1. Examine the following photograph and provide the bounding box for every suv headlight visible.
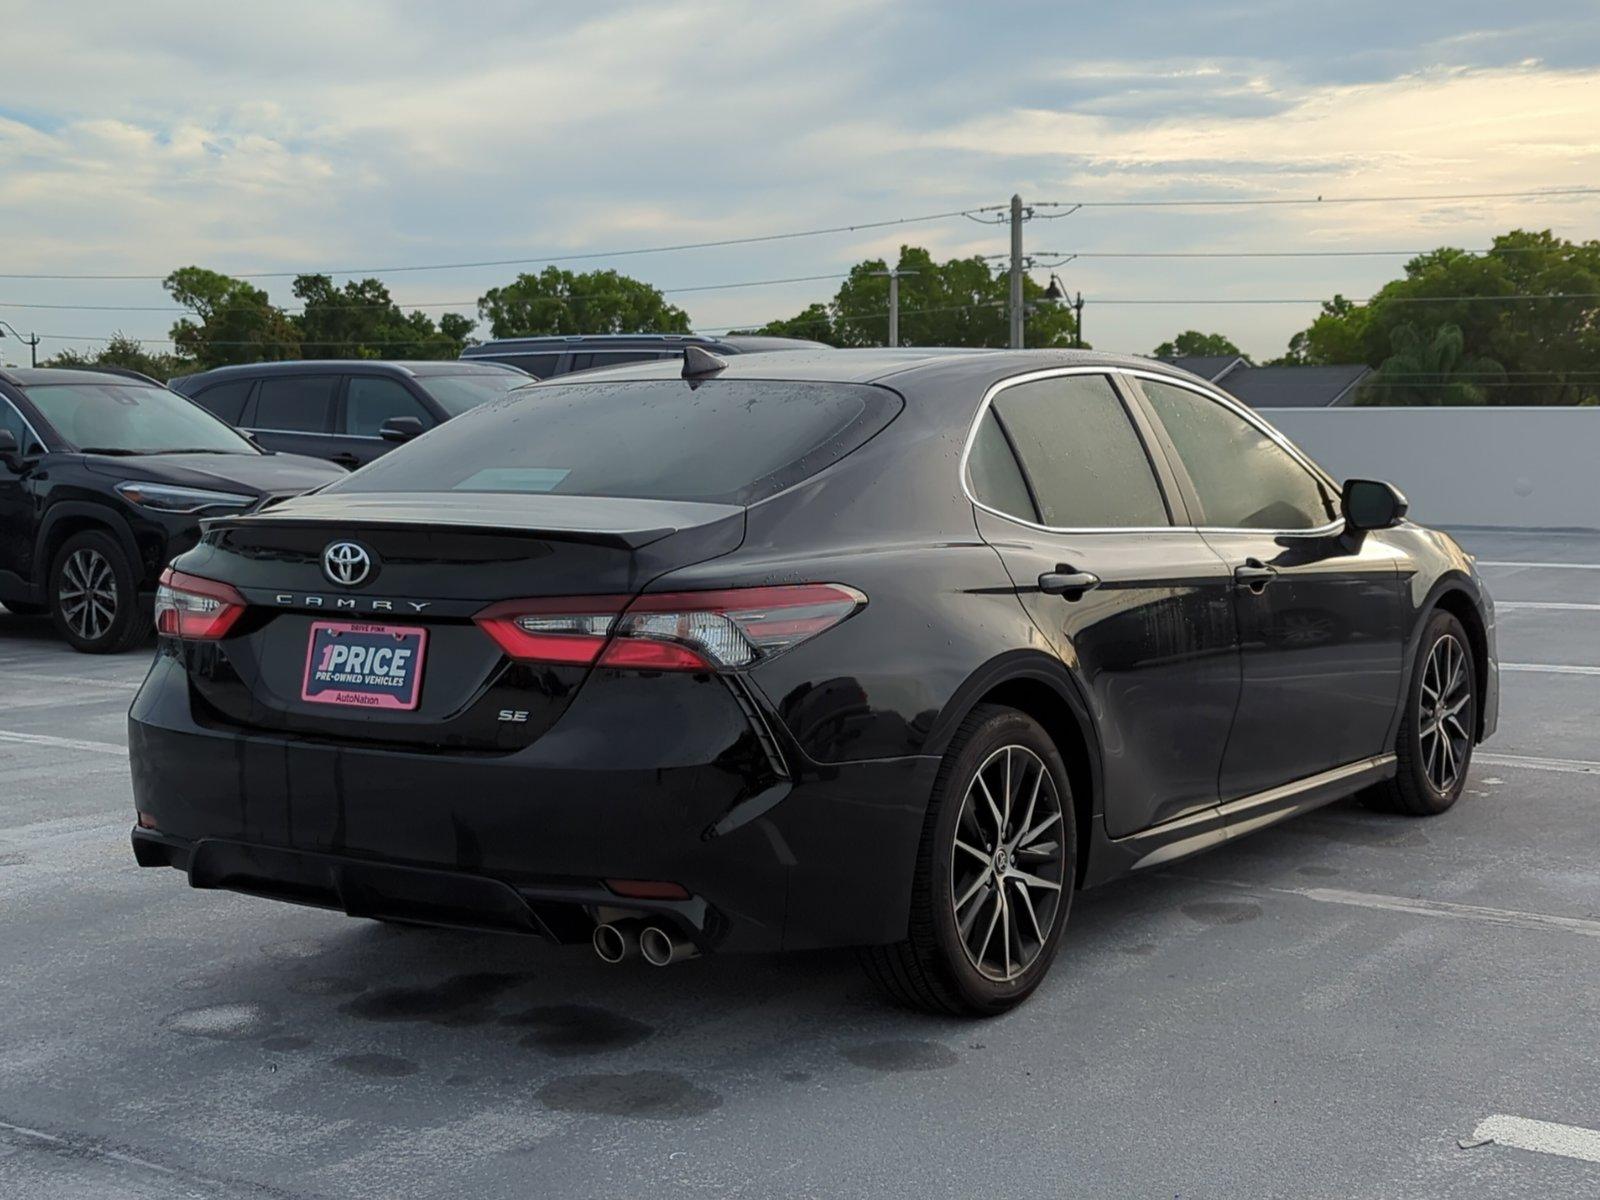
[115,481,255,514]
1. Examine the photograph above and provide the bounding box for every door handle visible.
[1233,558,1278,593]
[330,452,362,469]
[1038,567,1101,600]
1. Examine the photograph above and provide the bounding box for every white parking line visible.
[1501,662,1600,676]
[2,671,141,690]
[1194,879,1600,940]
[0,730,128,756]
[1470,1114,1600,1165]
[1477,560,1600,570]
[1496,601,1600,612]
[1478,752,1600,776]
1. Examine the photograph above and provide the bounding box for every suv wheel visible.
[860,704,1075,1016]
[1370,610,1477,815]
[49,531,146,654]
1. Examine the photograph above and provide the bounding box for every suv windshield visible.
[25,383,255,455]
[331,379,901,505]
[416,372,533,416]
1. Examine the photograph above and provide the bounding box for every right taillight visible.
[154,568,247,640]
[474,584,865,671]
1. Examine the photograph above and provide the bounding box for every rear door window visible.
[988,374,1170,528]
[489,353,561,377]
[343,377,432,437]
[330,379,902,506]
[253,376,337,433]
[192,379,253,425]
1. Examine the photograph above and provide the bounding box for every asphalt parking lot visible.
[2,528,1597,1199]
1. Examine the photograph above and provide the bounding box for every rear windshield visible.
[416,372,533,416]
[329,379,901,505]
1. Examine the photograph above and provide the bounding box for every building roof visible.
[1154,354,1247,382]
[1222,363,1372,408]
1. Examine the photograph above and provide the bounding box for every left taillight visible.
[474,584,866,671]
[154,568,247,640]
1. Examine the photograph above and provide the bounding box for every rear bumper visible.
[128,657,938,953]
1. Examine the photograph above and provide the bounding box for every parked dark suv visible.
[170,360,531,469]
[460,332,827,378]
[0,367,346,652]
[128,348,1497,1013]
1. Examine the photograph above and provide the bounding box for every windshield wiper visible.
[145,448,248,455]
[75,447,146,456]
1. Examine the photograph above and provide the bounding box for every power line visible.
[1033,186,1600,209]
[0,209,1001,283]
[989,246,1576,260]
[0,271,858,315]
[5,185,1594,283]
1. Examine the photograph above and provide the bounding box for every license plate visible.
[301,621,427,711]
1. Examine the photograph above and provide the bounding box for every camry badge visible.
[322,541,374,587]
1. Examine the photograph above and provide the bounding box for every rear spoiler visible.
[205,491,744,551]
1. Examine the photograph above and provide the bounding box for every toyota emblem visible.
[322,541,374,587]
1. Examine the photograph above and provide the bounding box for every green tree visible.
[743,245,1079,348]
[1359,322,1504,406]
[738,302,837,343]
[478,268,691,338]
[1277,232,1600,403]
[1152,331,1242,358]
[44,332,184,381]
[165,267,300,369]
[292,275,471,359]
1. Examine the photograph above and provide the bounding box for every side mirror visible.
[1342,478,1408,531]
[378,416,425,444]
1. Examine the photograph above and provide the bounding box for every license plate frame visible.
[300,620,428,711]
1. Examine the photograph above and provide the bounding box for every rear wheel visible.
[49,531,146,654]
[1370,610,1476,815]
[860,704,1075,1016]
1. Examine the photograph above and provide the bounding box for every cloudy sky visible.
[1,0,1597,361]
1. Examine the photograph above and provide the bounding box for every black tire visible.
[860,704,1076,1016]
[1,600,46,616]
[1369,610,1476,816]
[48,530,147,654]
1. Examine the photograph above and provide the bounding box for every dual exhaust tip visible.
[592,918,698,967]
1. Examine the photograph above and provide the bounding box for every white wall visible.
[1258,407,1600,531]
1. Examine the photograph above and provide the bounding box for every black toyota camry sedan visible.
[128,348,1498,1014]
[0,367,347,653]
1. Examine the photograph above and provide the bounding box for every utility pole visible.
[870,267,918,347]
[888,270,900,348]
[1073,292,1085,349]
[1008,194,1025,348]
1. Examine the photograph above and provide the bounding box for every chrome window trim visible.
[958,365,1182,536]
[958,364,1345,539]
[0,395,50,455]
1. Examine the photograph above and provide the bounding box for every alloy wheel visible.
[58,548,118,643]
[1419,633,1472,794]
[950,744,1067,983]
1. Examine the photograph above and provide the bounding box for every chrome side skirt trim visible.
[1120,753,1398,872]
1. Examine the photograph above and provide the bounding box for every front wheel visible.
[1370,610,1477,815]
[49,531,147,654]
[860,704,1076,1016]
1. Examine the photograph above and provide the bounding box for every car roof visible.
[0,366,167,388]
[174,360,530,385]
[462,332,829,355]
[523,346,1207,388]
